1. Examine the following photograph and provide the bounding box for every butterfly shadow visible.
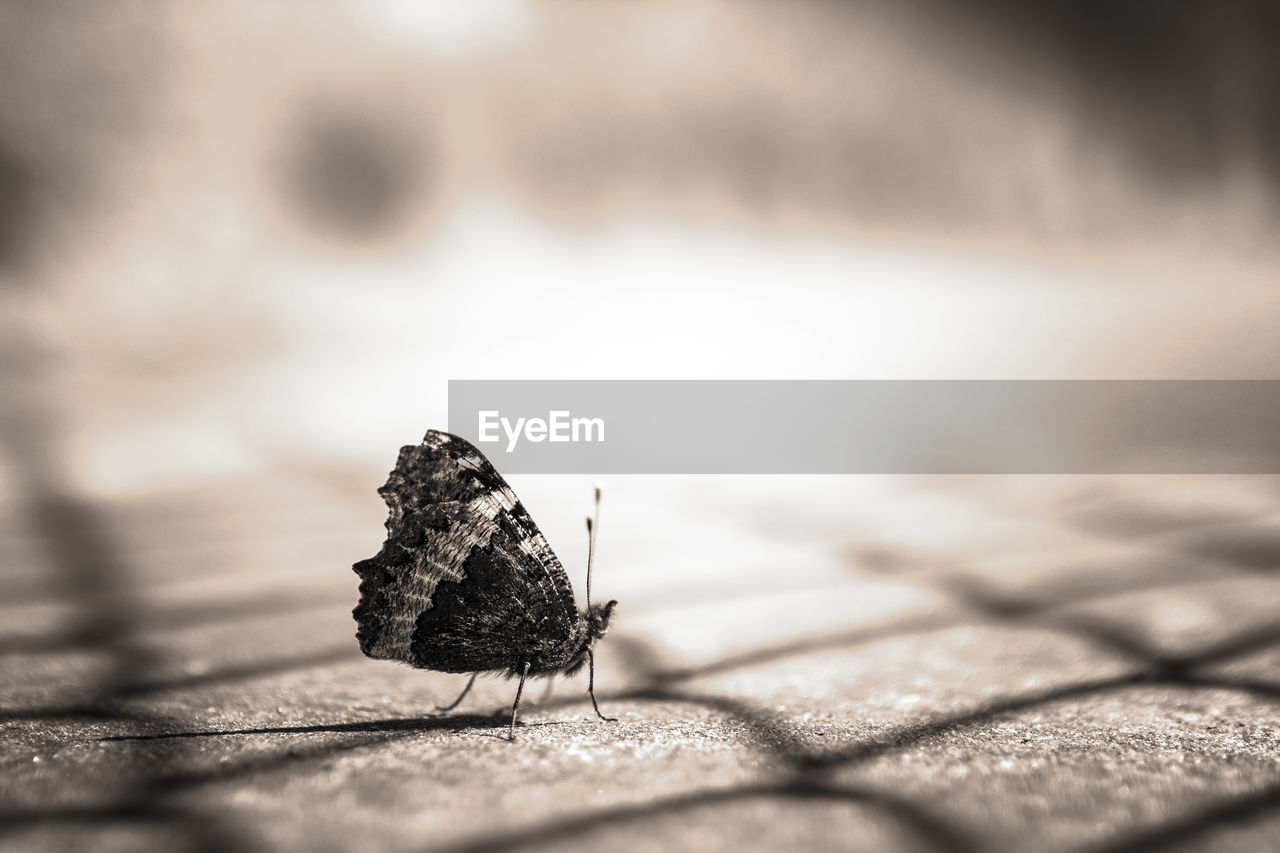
[98,712,516,742]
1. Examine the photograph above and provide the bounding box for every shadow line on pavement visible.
[428,780,984,853]
[98,713,505,741]
[1084,779,1280,853]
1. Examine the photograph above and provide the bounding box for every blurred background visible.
[3,2,1280,851]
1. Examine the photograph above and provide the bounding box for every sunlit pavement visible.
[3,473,1278,852]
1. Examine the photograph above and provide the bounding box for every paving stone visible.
[3,474,1280,852]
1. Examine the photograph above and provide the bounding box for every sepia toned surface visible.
[2,1,1279,851]
[3,475,1280,852]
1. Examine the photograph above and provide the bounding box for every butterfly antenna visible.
[585,484,601,605]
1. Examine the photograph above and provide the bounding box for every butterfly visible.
[352,429,616,739]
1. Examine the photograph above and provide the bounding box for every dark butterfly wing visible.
[410,524,581,674]
[353,430,579,671]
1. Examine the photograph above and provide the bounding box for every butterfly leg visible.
[538,678,556,704]
[435,672,478,712]
[588,649,616,723]
[508,662,531,740]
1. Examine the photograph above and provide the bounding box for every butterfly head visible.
[586,599,618,641]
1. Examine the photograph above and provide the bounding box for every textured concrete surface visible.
[2,474,1279,852]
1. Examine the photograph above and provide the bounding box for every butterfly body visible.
[352,430,615,734]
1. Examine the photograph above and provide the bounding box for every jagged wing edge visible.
[352,430,577,664]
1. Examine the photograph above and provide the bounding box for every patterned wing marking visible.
[353,500,500,662]
[433,432,578,623]
[410,524,581,674]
